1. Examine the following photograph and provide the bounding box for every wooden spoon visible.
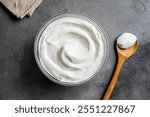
[103,40,139,100]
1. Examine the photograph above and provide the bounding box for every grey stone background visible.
[0,0,150,100]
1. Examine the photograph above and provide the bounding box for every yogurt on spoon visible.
[117,33,137,49]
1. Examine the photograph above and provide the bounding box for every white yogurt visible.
[117,33,137,49]
[38,16,104,82]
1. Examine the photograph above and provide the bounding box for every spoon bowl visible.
[117,40,139,58]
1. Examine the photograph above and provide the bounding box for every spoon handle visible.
[103,55,126,100]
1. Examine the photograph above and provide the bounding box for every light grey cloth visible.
[0,0,42,18]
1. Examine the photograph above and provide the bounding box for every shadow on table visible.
[0,3,20,21]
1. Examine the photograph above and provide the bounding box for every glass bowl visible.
[34,13,109,86]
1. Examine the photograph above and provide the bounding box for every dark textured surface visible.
[0,0,150,100]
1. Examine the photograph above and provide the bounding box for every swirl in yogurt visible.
[39,16,104,82]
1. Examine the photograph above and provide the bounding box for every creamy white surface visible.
[117,33,137,49]
[38,16,104,82]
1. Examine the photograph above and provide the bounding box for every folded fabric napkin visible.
[0,0,42,18]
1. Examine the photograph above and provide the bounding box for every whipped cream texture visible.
[38,16,104,82]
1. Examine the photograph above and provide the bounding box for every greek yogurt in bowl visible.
[34,13,109,86]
